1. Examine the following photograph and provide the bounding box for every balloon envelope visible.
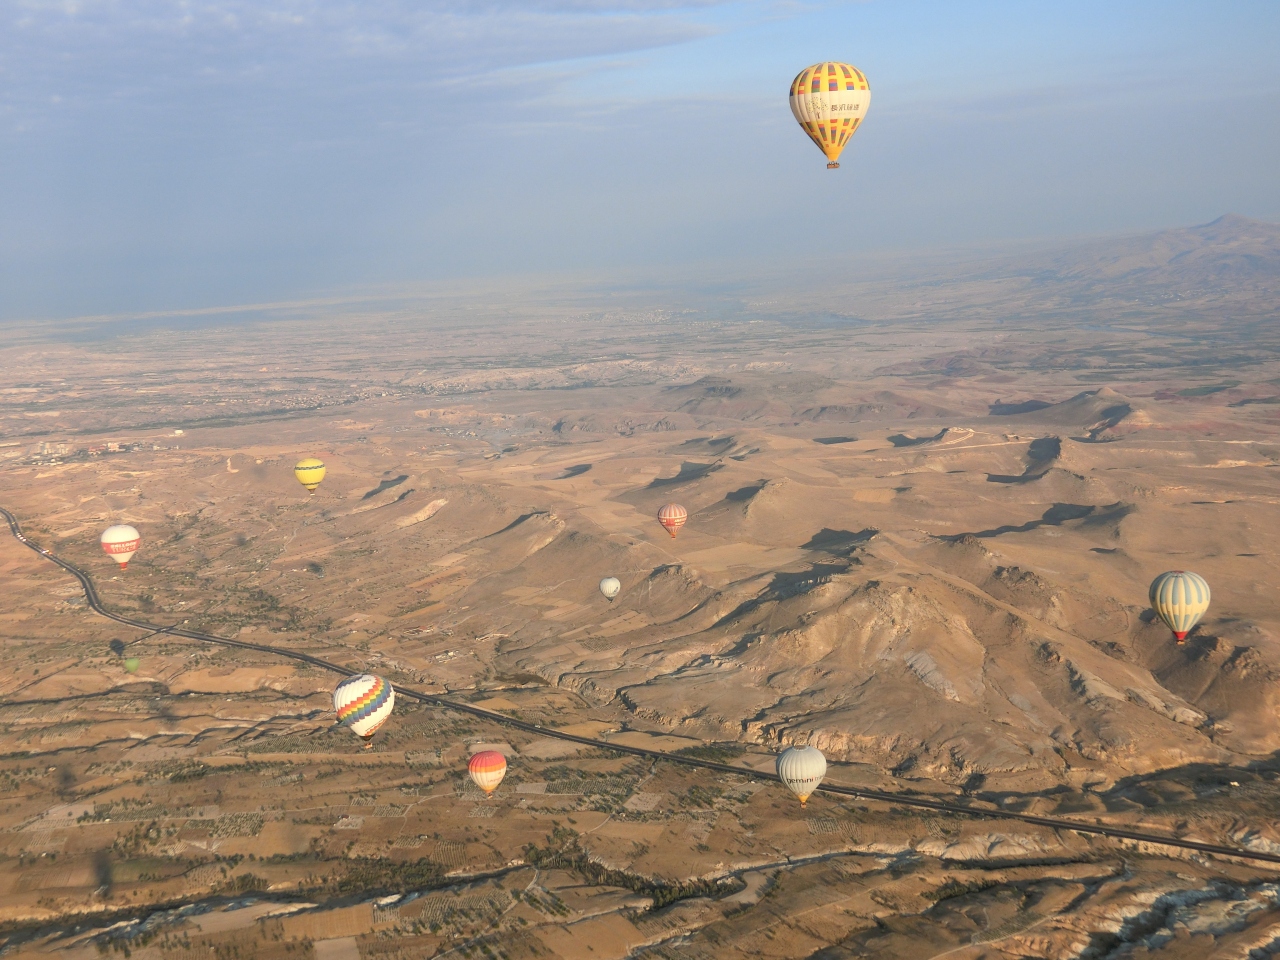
[657,503,688,538]
[468,750,508,795]
[1149,571,1210,641]
[101,525,141,569]
[777,745,827,805]
[294,458,326,493]
[599,577,621,601]
[789,62,871,168]
[333,674,394,745]
[123,658,141,674]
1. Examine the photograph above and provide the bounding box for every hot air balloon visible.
[657,503,687,538]
[468,750,507,796]
[333,674,395,749]
[1149,571,1211,642]
[777,745,827,807]
[789,62,871,169]
[123,658,141,674]
[294,458,326,493]
[599,577,621,602]
[101,525,141,570]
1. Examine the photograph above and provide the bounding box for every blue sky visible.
[2,0,1278,320]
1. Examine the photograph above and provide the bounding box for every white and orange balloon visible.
[101,525,141,570]
[789,62,871,169]
[468,750,508,796]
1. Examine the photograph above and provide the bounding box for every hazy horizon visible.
[3,0,1278,321]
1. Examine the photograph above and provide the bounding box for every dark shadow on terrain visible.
[1100,755,1280,808]
[1230,396,1280,407]
[802,528,878,556]
[5,683,174,706]
[665,376,741,398]
[647,461,723,488]
[887,429,947,447]
[1178,381,1239,397]
[953,755,1280,829]
[362,475,408,499]
[989,399,1054,415]
[943,502,1133,540]
[715,562,850,626]
[724,482,766,502]
[679,436,734,451]
[485,512,552,537]
[556,464,592,479]
[987,437,1062,484]
[93,851,114,895]
[813,436,857,445]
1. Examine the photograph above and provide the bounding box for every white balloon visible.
[599,577,621,601]
[777,745,827,805]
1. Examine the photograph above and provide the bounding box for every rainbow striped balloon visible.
[468,750,508,795]
[333,674,395,746]
[1149,571,1211,641]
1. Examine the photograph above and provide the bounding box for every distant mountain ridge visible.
[1017,213,1280,292]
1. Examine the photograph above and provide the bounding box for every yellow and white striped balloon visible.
[1149,571,1210,641]
[789,62,871,169]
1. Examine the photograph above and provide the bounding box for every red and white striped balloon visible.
[657,503,687,538]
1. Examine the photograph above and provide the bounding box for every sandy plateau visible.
[3,216,1280,958]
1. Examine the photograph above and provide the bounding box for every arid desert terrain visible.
[3,214,1280,958]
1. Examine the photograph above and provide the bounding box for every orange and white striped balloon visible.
[657,503,687,538]
[468,750,507,795]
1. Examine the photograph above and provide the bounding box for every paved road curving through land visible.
[4,504,1280,868]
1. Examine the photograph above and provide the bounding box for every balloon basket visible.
[826,162,840,170]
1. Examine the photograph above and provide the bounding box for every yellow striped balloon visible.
[294,457,326,493]
[1149,571,1210,642]
[789,62,871,169]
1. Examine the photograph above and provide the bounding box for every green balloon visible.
[124,658,141,674]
